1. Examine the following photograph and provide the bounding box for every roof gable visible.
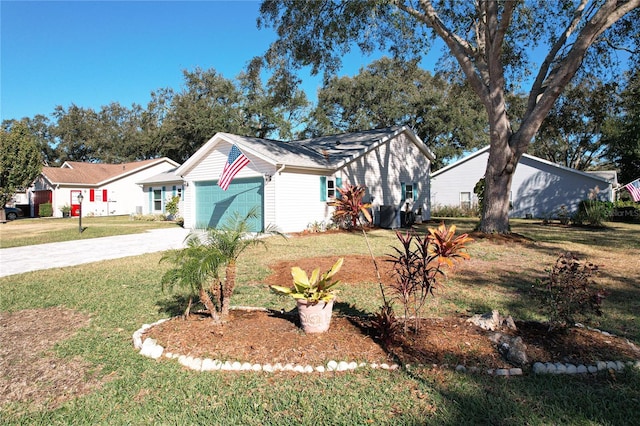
[176,126,435,176]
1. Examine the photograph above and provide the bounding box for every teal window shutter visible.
[148,187,153,213]
[413,182,418,200]
[162,186,166,213]
[401,182,406,202]
[320,177,327,201]
[336,177,342,189]
[172,185,176,197]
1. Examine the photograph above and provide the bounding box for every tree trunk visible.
[199,287,222,324]
[220,261,237,321]
[478,75,520,234]
[481,153,516,234]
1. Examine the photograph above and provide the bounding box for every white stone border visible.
[133,312,640,376]
[132,313,401,373]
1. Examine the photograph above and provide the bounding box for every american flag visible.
[624,178,640,202]
[218,145,250,191]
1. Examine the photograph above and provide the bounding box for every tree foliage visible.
[603,68,640,183]
[305,57,488,167]
[532,75,619,170]
[259,0,640,233]
[0,121,42,209]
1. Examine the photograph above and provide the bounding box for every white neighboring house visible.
[32,158,180,218]
[175,126,436,233]
[430,146,616,219]
[137,168,185,217]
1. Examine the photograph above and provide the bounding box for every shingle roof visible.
[41,158,177,185]
[177,126,434,176]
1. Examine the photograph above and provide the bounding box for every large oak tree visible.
[259,0,639,233]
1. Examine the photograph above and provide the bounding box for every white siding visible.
[431,153,486,209]
[511,156,612,218]
[431,150,612,218]
[273,172,332,232]
[342,133,432,224]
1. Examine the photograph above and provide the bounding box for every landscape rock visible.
[532,362,547,374]
[496,335,528,366]
[467,310,518,332]
[467,310,501,331]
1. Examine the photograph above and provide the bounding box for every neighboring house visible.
[175,126,435,233]
[32,158,180,217]
[136,168,185,216]
[430,146,615,219]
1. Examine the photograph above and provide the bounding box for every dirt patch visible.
[264,254,396,288]
[0,307,106,414]
[146,254,640,370]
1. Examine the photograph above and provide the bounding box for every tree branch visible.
[392,0,489,102]
[519,0,640,153]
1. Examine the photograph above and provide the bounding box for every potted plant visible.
[270,257,344,333]
[60,204,71,218]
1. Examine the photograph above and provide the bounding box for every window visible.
[153,189,162,211]
[320,176,342,201]
[460,192,471,209]
[327,179,336,199]
[405,183,414,200]
[401,182,417,201]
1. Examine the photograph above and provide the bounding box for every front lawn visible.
[1,219,639,424]
[0,215,179,248]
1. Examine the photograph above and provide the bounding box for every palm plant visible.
[161,207,283,323]
[160,239,223,322]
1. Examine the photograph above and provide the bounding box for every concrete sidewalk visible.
[0,227,190,278]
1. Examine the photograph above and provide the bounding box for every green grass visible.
[0,215,179,248]
[1,219,639,424]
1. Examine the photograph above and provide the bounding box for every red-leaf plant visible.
[328,184,372,230]
[386,223,473,334]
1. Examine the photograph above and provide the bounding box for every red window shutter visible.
[103,189,108,201]
[90,189,95,202]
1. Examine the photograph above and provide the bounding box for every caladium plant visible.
[270,257,344,305]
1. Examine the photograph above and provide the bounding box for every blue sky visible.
[1,0,407,122]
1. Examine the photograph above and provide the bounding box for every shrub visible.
[534,252,607,329]
[572,200,612,226]
[371,301,401,347]
[328,184,372,229]
[165,195,181,218]
[431,204,478,218]
[385,223,473,333]
[39,203,53,217]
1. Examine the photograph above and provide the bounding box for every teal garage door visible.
[194,177,263,231]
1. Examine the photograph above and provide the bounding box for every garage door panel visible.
[195,178,263,231]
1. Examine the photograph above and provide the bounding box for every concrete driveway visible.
[0,227,190,278]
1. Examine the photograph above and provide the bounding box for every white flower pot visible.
[296,298,334,333]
